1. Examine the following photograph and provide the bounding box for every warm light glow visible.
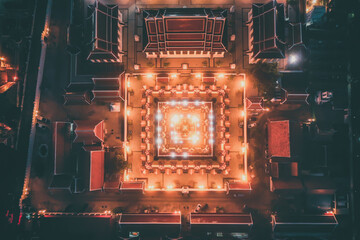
[148,185,154,190]
[174,210,180,214]
[218,73,224,78]
[127,109,131,116]
[324,211,334,216]
[147,74,153,78]
[13,76,18,81]
[127,80,130,88]
[240,81,245,87]
[171,73,177,78]
[126,146,131,154]
[198,185,204,189]
[241,146,246,154]
[241,174,247,182]
[240,110,245,117]
[288,54,299,64]
[196,73,202,78]
[166,185,174,189]
[217,185,222,189]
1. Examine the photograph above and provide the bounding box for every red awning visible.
[120,181,144,192]
[267,120,291,158]
[89,150,105,191]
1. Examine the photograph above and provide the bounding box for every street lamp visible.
[288,54,299,64]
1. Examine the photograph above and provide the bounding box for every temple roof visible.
[143,8,227,54]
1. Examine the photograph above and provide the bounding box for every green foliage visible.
[247,62,280,100]
[106,152,128,175]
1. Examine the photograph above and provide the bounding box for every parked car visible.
[37,116,50,124]
[195,204,202,213]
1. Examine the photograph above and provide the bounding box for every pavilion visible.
[143,8,227,58]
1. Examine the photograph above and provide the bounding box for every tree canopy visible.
[247,62,280,100]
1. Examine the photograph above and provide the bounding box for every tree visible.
[105,151,128,176]
[247,62,280,100]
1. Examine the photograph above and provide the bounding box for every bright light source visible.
[127,80,130,88]
[182,63,188,70]
[241,174,247,182]
[240,81,245,87]
[288,54,299,64]
[171,100,176,106]
[217,185,222,189]
[241,146,246,154]
[208,114,214,120]
[198,185,204,189]
[166,185,174,189]
[196,73,202,78]
[240,110,245,117]
[312,0,317,4]
[182,100,188,106]
[195,100,200,106]
[126,146,131,154]
[127,109,131,116]
[156,138,162,145]
[147,74,153,78]
[171,73,177,78]
[171,152,176,158]
[13,76,18,81]
[183,152,188,158]
[156,113,162,120]
[209,139,214,144]
[218,73,225,78]
[148,185,154,189]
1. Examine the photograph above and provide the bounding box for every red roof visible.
[120,213,181,224]
[268,120,291,158]
[246,97,264,110]
[227,182,252,191]
[270,177,304,192]
[89,150,105,191]
[74,120,104,145]
[120,181,144,191]
[190,213,253,224]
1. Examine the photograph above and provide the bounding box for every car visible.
[37,116,50,124]
[36,122,48,130]
[195,204,202,213]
